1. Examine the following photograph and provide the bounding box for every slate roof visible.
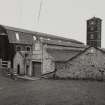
[48,46,105,63]
[46,45,85,51]
[42,39,86,48]
[47,49,82,62]
[65,46,105,63]
[0,24,84,46]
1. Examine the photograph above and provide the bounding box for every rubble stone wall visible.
[56,47,105,80]
[42,45,55,74]
[13,53,25,75]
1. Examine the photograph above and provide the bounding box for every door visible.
[26,65,29,76]
[17,64,20,75]
[32,62,41,77]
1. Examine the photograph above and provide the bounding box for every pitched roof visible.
[87,17,102,21]
[0,24,84,45]
[47,49,81,62]
[41,38,86,48]
[46,44,85,51]
[65,46,105,63]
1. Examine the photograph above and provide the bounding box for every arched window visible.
[16,46,21,51]
[26,46,31,51]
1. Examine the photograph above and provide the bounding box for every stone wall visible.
[32,42,55,74]
[56,47,105,80]
[42,45,55,74]
[13,52,25,75]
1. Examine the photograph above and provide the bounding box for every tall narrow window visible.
[15,32,20,40]
[90,34,94,39]
[90,27,94,31]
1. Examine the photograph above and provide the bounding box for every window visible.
[90,34,94,39]
[90,41,94,47]
[90,27,94,31]
[89,21,95,25]
[15,32,20,40]
[16,46,21,51]
[26,46,31,51]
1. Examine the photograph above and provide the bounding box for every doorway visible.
[32,62,41,77]
[26,65,29,75]
[17,64,20,75]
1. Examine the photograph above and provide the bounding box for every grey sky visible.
[0,0,105,47]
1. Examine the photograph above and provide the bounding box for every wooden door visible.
[32,62,41,77]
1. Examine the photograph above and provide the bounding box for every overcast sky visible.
[0,0,105,47]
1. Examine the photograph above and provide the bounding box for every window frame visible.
[26,46,31,51]
[16,45,21,51]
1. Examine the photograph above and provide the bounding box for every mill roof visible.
[0,24,85,48]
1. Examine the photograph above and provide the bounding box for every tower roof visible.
[87,16,102,21]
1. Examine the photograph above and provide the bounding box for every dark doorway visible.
[26,65,29,75]
[17,64,20,75]
[32,62,41,77]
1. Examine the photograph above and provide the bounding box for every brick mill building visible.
[0,24,85,77]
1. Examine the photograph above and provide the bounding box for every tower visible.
[87,17,102,48]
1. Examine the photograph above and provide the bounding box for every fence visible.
[0,59,11,69]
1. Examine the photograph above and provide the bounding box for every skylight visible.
[15,32,20,40]
[33,36,36,40]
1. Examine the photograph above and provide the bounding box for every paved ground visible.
[0,74,105,105]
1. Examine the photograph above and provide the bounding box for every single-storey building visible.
[56,47,105,80]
